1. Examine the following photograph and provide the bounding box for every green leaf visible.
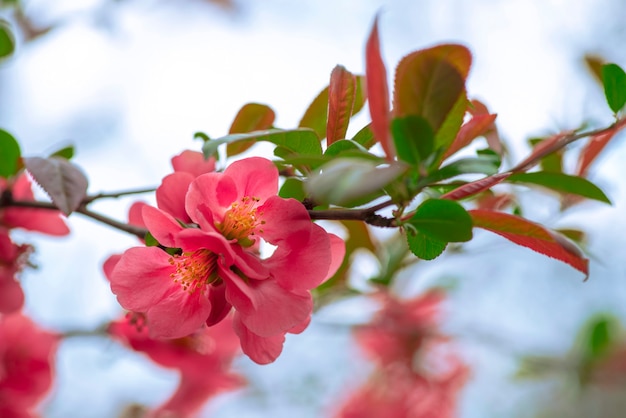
[506,172,611,204]
[602,63,626,114]
[0,21,15,60]
[351,124,376,149]
[299,87,329,139]
[406,231,447,260]
[0,129,21,178]
[49,145,75,160]
[393,44,471,151]
[586,316,616,359]
[425,155,500,184]
[203,128,322,159]
[279,178,306,201]
[391,115,434,165]
[406,199,473,242]
[144,231,159,247]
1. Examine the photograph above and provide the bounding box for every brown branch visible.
[511,117,626,173]
[82,187,157,204]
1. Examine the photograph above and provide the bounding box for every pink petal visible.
[257,196,313,245]
[186,173,237,224]
[102,254,122,282]
[323,233,346,282]
[205,283,233,326]
[0,277,24,315]
[175,228,235,265]
[146,289,212,339]
[110,247,178,312]
[233,314,285,364]
[265,223,333,291]
[2,207,70,236]
[288,315,311,335]
[128,202,148,227]
[235,278,312,337]
[171,150,216,177]
[156,172,194,223]
[142,205,184,248]
[3,173,69,236]
[231,246,269,280]
[223,157,278,202]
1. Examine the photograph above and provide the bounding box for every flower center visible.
[168,249,218,293]
[218,196,265,245]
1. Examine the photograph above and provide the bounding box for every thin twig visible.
[82,187,157,204]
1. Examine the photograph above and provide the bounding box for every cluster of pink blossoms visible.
[108,313,243,417]
[0,172,66,417]
[0,173,69,314]
[0,313,59,418]
[109,153,345,364]
[335,291,468,418]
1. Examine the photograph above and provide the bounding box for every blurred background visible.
[3,0,626,416]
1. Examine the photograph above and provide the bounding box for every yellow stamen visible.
[168,249,218,294]
[218,196,266,245]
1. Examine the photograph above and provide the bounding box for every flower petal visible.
[2,173,69,235]
[175,228,236,266]
[265,223,333,291]
[232,314,285,365]
[0,277,24,315]
[257,196,313,245]
[171,150,216,177]
[142,205,184,248]
[323,233,346,282]
[236,279,312,337]
[223,157,278,202]
[156,172,195,223]
[186,173,237,225]
[110,247,177,312]
[205,283,233,327]
[146,289,212,339]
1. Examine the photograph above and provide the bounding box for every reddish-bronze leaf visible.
[226,103,275,156]
[470,209,589,278]
[577,119,626,177]
[469,99,502,153]
[393,45,471,139]
[441,172,511,201]
[327,65,357,145]
[442,113,497,160]
[365,16,394,160]
[23,156,88,216]
[512,132,571,173]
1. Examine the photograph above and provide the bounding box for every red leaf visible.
[327,65,357,145]
[469,99,502,153]
[442,113,497,160]
[513,132,571,173]
[24,157,88,216]
[226,103,276,156]
[393,44,471,136]
[441,172,511,201]
[577,119,626,177]
[470,209,589,278]
[365,16,393,160]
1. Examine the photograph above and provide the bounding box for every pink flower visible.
[108,313,243,418]
[0,231,32,315]
[110,157,345,364]
[0,173,69,236]
[334,291,468,418]
[156,150,217,224]
[0,313,59,418]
